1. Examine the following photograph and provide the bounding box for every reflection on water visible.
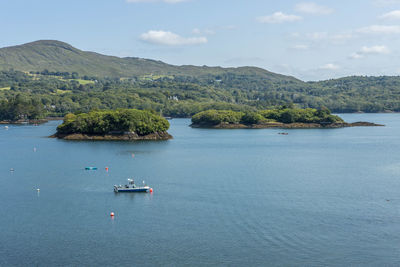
[116,150,155,155]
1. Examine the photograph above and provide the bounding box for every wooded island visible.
[54,109,172,140]
[191,107,383,128]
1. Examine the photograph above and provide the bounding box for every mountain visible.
[3,40,400,115]
[0,40,299,83]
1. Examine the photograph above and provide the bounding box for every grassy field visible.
[56,89,72,94]
[140,74,174,81]
[66,79,95,85]
[25,72,95,85]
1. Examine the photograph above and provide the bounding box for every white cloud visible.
[127,0,186,3]
[305,32,353,41]
[295,2,334,15]
[350,45,390,59]
[360,45,390,54]
[357,25,400,34]
[380,10,400,20]
[291,44,309,50]
[330,33,354,41]
[349,53,364,59]
[319,63,340,70]
[140,30,207,46]
[306,32,333,40]
[374,0,400,6]
[257,12,302,24]
[306,32,328,40]
[302,31,354,45]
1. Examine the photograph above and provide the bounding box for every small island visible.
[53,109,172,141]
[190,107,383,129]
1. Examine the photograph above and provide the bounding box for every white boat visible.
[114,179,151,193]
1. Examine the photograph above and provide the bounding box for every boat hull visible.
[114,186,150,193]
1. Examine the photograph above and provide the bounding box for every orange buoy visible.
[110,212,115,217]
[105,167,109,171]
[149,188,153,193]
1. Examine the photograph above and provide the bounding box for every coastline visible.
[51,131,173,141]
[190,121,384,129]
[0,119,48,125]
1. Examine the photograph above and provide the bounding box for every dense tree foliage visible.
[1,69,400,120]
[192,110,244,125]
[57,109,170,135]
[191,107,344,126]
[0,94,45,121]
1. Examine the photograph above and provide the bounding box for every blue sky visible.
[2,0,400,80]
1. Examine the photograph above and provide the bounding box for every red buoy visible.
[149,188,153,193]
[110,212,114,217]
[105,167,109,171]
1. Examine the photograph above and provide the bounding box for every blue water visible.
[1,114,400,266]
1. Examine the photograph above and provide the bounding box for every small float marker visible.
[105,167,109,171]
[10,168,14,172]
[36,188,40,192]
[85,167,97,170]
[110,212,115,217]
[33,147,37,152]
[149,188,153,193]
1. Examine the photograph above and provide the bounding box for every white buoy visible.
[36,188,40,192]
[33,147,37,152]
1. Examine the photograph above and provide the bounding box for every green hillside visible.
[0,40,300,84]
[1,40,400,117]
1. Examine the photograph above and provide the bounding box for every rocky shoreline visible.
[0,119,48,125]
[51,131,173,141]
[191,121,384,129]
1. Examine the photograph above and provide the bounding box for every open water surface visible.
[1,114,400,266]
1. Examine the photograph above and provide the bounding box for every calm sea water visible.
[1,114,400,266]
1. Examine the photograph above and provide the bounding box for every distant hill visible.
[0,40,299,83]
[2,40,400,115]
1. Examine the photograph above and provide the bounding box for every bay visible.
[1,114,400,266]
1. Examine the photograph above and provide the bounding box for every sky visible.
[2,0,400,81]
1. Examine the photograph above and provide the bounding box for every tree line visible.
[0,94,45,121]
[191,106,344,126]
[1,69,400,121]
